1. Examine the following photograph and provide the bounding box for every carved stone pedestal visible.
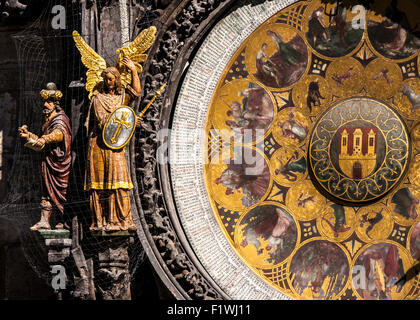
[91,231,135,300]
[37,229,71,300]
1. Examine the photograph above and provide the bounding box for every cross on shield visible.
[110,111,132,144]
[103,106,136,150]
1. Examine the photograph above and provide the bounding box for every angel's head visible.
[102,67,122,94]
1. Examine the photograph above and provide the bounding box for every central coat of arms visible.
[335,125,381,179]
[309,97,411,205]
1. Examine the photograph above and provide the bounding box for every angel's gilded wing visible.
[116,26,157,88]
[72,30,107,99]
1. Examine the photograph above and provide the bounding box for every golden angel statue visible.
[73,26,156,232]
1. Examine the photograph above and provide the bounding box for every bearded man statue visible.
[18,82,72,230]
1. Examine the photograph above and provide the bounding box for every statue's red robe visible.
[41,111,72,214]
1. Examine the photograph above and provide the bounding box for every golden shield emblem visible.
[102,106,136,150]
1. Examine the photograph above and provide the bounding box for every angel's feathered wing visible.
[116,26,157,88]
[72,30,107,100]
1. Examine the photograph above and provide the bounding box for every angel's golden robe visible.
[84,86,139,230]
[72,26,157,230]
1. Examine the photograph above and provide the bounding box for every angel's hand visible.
[18,125,30,139]
[135,115,143,127]
[122,56,136,72]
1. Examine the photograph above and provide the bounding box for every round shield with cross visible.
[102,106,137,150]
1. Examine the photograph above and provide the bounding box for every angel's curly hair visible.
[102,66,122,95]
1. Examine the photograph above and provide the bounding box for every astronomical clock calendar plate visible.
[170,0,420,300]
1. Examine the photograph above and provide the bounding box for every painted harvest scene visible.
[204,0,420,300]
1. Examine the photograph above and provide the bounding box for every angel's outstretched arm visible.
[122,56,141,95]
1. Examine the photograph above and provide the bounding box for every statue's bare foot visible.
[89,224,104,231]
[55,222,70,230]
[30,220,51,231]
[105,224,121,231]
[120,222,137,231]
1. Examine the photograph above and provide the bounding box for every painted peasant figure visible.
[72,26,157,232]
[85,65,140,231]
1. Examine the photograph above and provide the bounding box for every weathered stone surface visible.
[95,235,132,300]
[41,231,72,240]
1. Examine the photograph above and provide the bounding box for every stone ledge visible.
[35,229,71,240]
[90,230,136,237]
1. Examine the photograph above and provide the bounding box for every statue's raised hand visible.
[18,125,29,139]
[122,56,136,72]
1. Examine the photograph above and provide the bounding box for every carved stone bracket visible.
[93,233,134,300]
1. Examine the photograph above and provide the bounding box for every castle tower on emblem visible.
[338,127,378,179]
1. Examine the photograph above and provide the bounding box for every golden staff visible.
[137,82,167,120]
